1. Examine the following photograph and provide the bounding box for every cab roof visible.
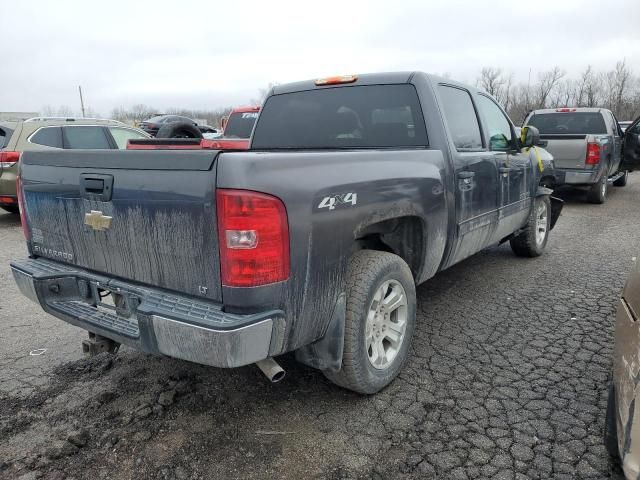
[270,71,483,97]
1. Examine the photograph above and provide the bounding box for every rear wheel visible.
[510,196,550,257]
[613,170,628,187]
[587,174,608,204]
[323,250,416,394]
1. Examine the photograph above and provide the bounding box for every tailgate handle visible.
[80,174,113,202]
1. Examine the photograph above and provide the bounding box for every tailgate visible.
[540,135,588,169]
[20,150,222,302]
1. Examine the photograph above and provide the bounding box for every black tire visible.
[510,196,551,257]
[323,250,416,394]
[155,122,203,139]
[1,205,19,214]
[613,170,628,187]
[605,382,620,458]
[587,174,607,204]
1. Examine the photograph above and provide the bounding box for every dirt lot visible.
[1,177,639,480]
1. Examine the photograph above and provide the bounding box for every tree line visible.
[477,59,639,124]
[40,61,639,126]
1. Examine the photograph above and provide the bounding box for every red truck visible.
[128,106,260,151]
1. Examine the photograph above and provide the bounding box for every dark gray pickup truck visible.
[11,72,565,394]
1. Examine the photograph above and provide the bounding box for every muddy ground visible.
[1,177,639,480]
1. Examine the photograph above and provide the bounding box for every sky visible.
[1,0,639,116]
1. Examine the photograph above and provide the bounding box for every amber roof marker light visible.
[315,75,358,86]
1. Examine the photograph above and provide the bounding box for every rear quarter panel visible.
[217,149,448,351]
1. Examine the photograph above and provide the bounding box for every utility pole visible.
[78,85,86,117]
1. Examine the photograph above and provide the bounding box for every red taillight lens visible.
[216,189,289,287]
[16,173,31,241]
[0,151,20,165]
[586,142,601,165]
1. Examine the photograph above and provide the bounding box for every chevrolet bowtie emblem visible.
[84,210,112,231]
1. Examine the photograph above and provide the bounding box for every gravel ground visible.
[1,176,639,480]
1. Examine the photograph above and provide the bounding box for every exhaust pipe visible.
[255,357,286,383]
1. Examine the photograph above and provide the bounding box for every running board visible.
[609,171,626,183]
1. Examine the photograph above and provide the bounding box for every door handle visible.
[458,171,475,179]
[80,174,113,202]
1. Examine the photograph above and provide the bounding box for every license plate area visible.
[90,283,139,319]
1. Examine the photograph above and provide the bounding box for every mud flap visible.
[295,293,345,372]
[549,196,563,230]
[536,187,563,230]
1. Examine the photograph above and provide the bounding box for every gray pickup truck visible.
[523,107,627,203]
[11,72,564,394]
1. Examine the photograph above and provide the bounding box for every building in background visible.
[0,112,39,121]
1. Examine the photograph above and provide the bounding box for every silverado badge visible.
[84,210,112,231]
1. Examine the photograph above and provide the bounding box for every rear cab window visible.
[527,112,607,135]
[252,84,427,149]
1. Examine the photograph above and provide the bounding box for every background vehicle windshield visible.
[252,84,427,149]
[527,112,607,135]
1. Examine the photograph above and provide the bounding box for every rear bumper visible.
[11,257,283,368]
[0,166,17,197]
[555,168,600,185]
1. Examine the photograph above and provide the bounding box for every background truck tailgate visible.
[20,150,222,302]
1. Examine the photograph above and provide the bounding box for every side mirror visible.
[520,125,541,148]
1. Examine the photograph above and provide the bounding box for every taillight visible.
[0,151,20,166]
[586,142,601,165]
[216,189,289,287]
[16,173,31,241]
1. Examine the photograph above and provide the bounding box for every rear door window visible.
[437,85,483,150]
[30,127,63,148]
[527,112,607,135]
[252,84,427,149]
[63,126,111,149]
[108,127,148,149]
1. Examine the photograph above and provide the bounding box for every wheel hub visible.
[365,280,408,370]
[535,201,548,246]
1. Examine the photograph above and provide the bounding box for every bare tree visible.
[129,104,156,123]
[249,82,279,106]
[478,67,505,99]
[604,59,632,116]
[535,67,565,108]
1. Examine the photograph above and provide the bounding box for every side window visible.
[30,127,63,148]
[476,95,514,151]
[108,127,148,149]
[63,126,111,149]
[437,85,483,150]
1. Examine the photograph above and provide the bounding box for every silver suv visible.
[0,118,149,213]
